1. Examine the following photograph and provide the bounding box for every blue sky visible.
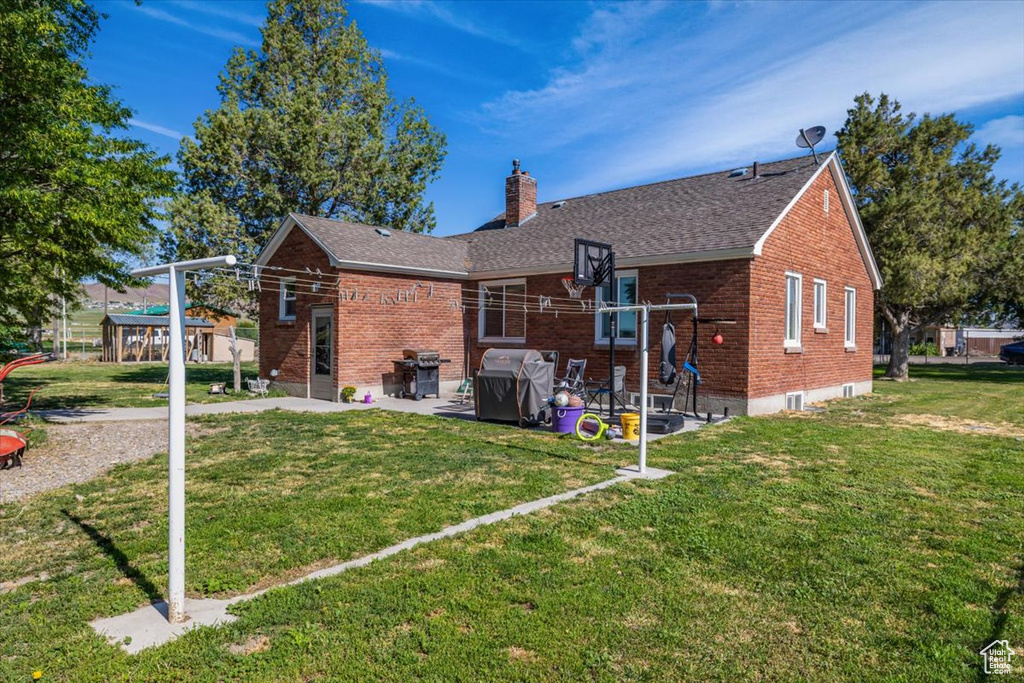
[91,0,1024,237]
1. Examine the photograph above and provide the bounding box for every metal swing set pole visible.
[598,301,697,474]
[131,254,236,624]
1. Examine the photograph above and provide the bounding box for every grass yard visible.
[2,361,276,410]
[1,365,1021,681]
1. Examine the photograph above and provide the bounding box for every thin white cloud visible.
[128,118,185,140]
[169,0,265,28]
[359,0,521,48]
[135,5,259,48]
[379,47,491,85]
[478,1,1024,198]
[973,115,1024,150]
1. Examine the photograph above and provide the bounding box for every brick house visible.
[255,152,881,414]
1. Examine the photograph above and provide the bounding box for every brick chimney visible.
[505,159,537,227]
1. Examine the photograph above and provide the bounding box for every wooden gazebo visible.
[100,314,215,363]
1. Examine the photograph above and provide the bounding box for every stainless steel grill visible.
[394,350,449,399]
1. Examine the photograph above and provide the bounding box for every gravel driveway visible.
[0,421,171,503]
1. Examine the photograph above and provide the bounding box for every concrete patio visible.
[39,392,722,443]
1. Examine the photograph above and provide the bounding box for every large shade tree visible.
[836,93,1023,379]
[167,0,447,313]
[0,0,175,333]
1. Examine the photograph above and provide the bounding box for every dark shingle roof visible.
[291,215,470,274]
[103,314,214,328]
[456,154,824,273]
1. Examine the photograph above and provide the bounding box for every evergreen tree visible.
[836,93,1023,379]
[168,0,446,314]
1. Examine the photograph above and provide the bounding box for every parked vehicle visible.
[999,340,1024,365]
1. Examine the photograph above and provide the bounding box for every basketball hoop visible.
[562,276,587,299]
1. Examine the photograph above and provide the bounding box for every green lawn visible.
[3,361,277,410]
[1,367,1021,681]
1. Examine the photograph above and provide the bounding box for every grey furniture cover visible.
[475,349,554,426]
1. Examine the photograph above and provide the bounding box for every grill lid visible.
[403,349,440,362]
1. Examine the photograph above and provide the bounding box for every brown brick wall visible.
[258,226,465,396]
[747,166,875,399]
[465,260,753,405]
[505,170,537,227]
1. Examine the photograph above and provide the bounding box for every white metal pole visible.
[638,305,650,473]
[132,254,235,625]
[167,265,187,624]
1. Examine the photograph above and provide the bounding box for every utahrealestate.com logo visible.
[980,640,1016,675]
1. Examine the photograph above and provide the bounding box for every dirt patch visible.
[0,571,49,594]
[227,635,271,655]
[893,414,1024,438]
[740,453,796,470]
[507,646,538,663]
[414,558,446,571]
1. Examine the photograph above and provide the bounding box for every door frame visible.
[310,306,336,401]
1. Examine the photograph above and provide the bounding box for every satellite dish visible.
[795,126,826,164]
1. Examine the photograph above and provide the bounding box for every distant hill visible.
[81,282,170,305]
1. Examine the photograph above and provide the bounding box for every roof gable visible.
[255,214,469,277]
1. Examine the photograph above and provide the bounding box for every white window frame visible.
[784,272,802,347]
[813,278,827,329]
[844,287,857,348]
[842,383,855,398]
[279,277,296,321]
[594,269,638,345]
[785,391,805,411]
[823,188,830,214]
[478,278,526,343]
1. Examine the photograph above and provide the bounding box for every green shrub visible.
[909,342,940,356]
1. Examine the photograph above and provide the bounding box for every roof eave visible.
[254,213,343,268]
[751,152,882,290]
[335,259,469,279]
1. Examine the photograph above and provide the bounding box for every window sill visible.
[277,319,296,325]
[479,338,525,345]
[595,340,638,348]
[845,345,857,353]
[813,327,828,334]
[784,346,804,354]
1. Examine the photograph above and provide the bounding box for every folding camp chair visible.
[554,358,587,398]
[586,365,630,414]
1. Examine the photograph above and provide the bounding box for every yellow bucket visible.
[620,412,641,439]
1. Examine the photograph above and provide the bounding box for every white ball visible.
[553,391,570,407]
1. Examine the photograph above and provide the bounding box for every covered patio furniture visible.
[475,349,554,426]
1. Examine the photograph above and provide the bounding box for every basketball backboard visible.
[573,238,612,286]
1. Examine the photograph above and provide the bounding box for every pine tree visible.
[168,0,446,314]
[836,93,1023,379]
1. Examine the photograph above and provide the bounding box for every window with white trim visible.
[785,272,802,347]
[595,271,637,343]
[479,279,526,342]
[842,383,855,398]
[785,391,805,411]
[813,279,827,329]
[824,188,830,214]
[279,278,296,320]
[844,287,857,347]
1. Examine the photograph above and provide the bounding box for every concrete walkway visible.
[38,394,477,424]
[90,464,674,654]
